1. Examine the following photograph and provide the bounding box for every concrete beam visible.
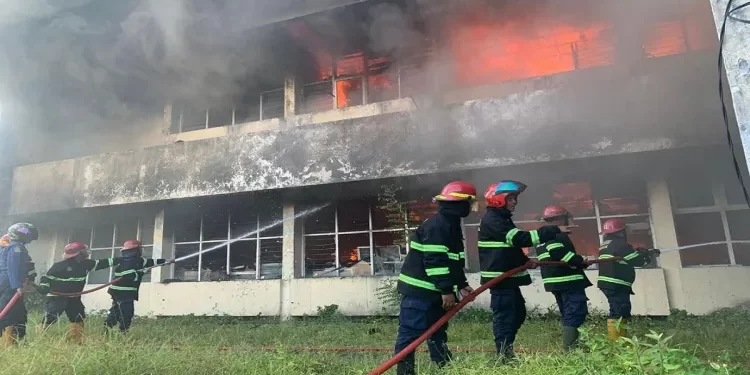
[709,0,750,174]
[8,54,726,215]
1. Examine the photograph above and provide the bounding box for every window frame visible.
[172,88,284,133]
[302,203,412,277]
[170,211,284,281]
[73,219,154,285]
[673,181,750,267]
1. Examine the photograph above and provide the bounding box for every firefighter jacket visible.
[397,207,469,300]
[478,207,560,289]
[38,257,121,296]
[597,237,650,294]
[537,233,592,292]
[108,256,167,301]
[0,241,34,290]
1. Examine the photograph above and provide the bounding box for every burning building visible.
[1,0,749,317]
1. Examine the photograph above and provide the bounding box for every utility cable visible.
[718,0,750,206]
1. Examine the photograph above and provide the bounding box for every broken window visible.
[207,108,233,128]
[298,47,403,114]
[179,105,208,132]
[69,216,155,284]
[260,89,285,120]
[234,94,261,124]
[171,201,283,281]
[302,199,408,278]
[170,89,284,134]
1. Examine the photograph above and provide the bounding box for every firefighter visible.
[393,181,476,375]
[37,241,121,342]
[0,223,39,347]
[105,240,172,333]
[478,181,566,361]
[537,205,592,351]
[597,219,659,341]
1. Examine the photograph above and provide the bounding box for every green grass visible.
[0,308,747,374]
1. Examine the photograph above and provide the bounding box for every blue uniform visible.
[394,201,470,375]
[0,241,34,339]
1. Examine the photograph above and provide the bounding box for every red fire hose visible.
[0,277,123,321]
[0,291,22,321]
[49,277,123,297]
[366,258,619,375]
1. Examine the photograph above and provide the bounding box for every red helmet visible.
[542,205,570,220]
[600,219,626,235]
[484,180,527,208]
[63,242,89,259]
[434,181,477,202]
[122,239,142,251]
[484,183,502,207]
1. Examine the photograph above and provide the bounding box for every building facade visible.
[5,0,750,317]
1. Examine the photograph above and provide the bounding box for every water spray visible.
[47,204,330,297]
[142,203,330,272]
[657,240,750,254]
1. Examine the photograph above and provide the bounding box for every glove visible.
[525,260,539,269]
[649,249,661,257]
[35,284,50,295]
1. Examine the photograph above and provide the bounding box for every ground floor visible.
[17,147,750,317]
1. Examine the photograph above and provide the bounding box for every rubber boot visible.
[2,327,15,348]
[496,345,516,365]
[396,361,415,375]
[562,326,580,352]
[68,322,84,344]
[607,319,626,342]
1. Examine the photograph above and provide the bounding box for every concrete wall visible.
[668,267,750,315]
[8,54,724,215]
[82,280,282,317]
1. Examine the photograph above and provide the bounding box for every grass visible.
[0,307,747,374]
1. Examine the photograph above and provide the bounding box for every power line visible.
[718,0,750,206]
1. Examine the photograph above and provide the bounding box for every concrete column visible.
[163,102,173,135]
[280,202,296,320]
[42,226,69,281]
[709,1,750,174]
[150,209,172,282]
[647,178,685,311]
[283,75,297,118]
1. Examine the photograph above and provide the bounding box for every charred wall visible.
[8,52,724,215]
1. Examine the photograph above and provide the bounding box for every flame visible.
[448,1,714,86]
[336,80,355,108]
[289,1,715,104]
[348,249,358,262]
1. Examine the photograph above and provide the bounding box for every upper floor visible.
[4,0,734,215]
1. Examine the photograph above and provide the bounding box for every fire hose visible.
[366,258,617,375]
[0,291,21,322]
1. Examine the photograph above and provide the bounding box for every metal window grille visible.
[171,209,284,281]
[673,181,750,267]
[302,203,414,278]
[172,89,284,134]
